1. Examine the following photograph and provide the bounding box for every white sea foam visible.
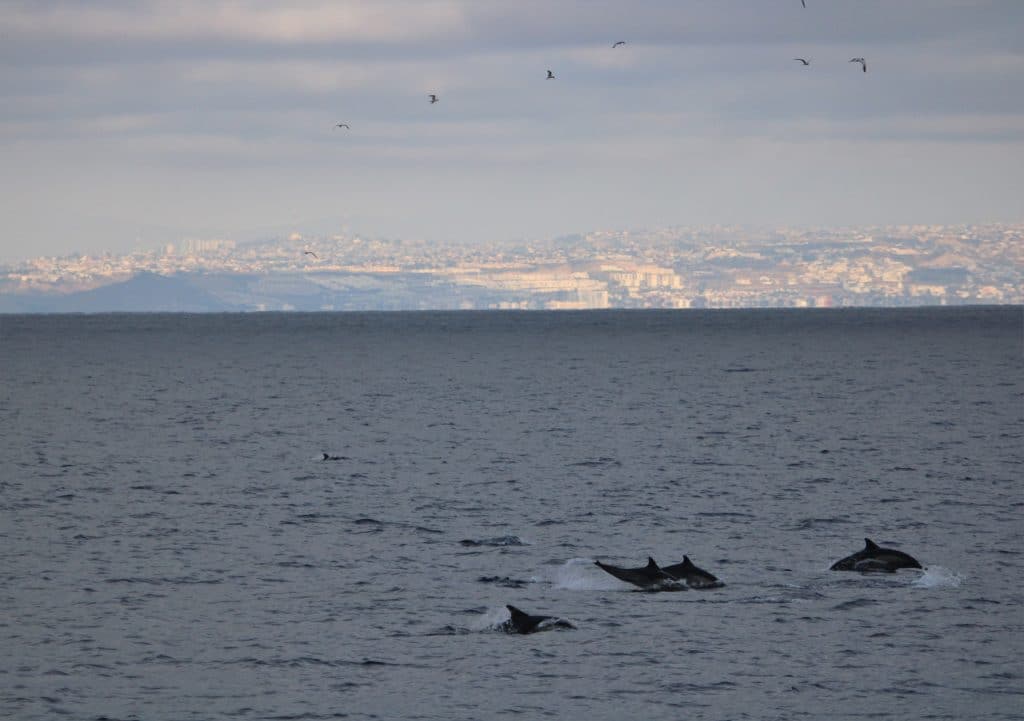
[912,566,966,589]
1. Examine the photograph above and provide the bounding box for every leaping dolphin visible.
[594,557,681,590]
[660,556,724,589]
[504,605,574,634]
[830,538,922,572]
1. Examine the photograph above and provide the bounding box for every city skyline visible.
[2,1,1023,264]
[3,221,1021,312]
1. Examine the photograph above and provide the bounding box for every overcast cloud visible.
[1,0,1022,261]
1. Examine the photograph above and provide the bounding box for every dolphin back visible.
[830,538,922,572]
[594,558,675,589]
[661,556,723,589]
[505,605,546,634]
[504,605,573,634]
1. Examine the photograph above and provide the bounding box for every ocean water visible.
[1,307,1021,721]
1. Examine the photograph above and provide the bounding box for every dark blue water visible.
[1,308,1022,720]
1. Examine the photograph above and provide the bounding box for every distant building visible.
[183,238,236,254]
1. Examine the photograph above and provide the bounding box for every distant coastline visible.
[3,223,1021,312]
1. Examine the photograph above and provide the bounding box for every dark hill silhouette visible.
[2,272,238,312]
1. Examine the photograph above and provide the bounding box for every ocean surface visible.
[1,307,1021,721]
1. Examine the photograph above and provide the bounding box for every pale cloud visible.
[3,1,468,44]
[178,59,379,94]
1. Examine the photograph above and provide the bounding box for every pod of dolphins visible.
[503,538,923,634]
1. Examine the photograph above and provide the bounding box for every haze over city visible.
[2,0,1023,266]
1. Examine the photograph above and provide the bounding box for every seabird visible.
[304,250,318,259]
[335,123,349,129]
[428,94,439,104]
[802,0,806,7]
[612,41,626,48]
[546,69,555,79]
[850,57,867,73]
[794,58,810,66]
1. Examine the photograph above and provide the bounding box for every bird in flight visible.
[428,94,439,104]
[335,123,349,129]
[546,69,555,79]
[801,0,806,7]
[612,41,626,48]
[850,57,867,73]
[303,250,318,259]
[794,58,810,66]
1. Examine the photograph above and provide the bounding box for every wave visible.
[568,457,621,468]
[459,535,527,547]
[477,575,531,588]
[104,576,221,585]
[791,516,850,530]
[832,598,878,611]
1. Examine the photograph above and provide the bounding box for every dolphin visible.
[594,557,681,590]
[661,556,724,589]
[830,538,922,573]
[504,605,574,634]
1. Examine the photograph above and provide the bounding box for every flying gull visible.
[546,69,555,79]
[429,94,439,104]
[335,123,349,129]
[850,57,867,73]
[794,58,810,66]
[612,41,626,48]
[303,250,318,259]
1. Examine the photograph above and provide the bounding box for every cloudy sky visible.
[1,0,1022,262]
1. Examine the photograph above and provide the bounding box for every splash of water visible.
[470,606,512,632]
[912,566,966,588]
[544,558,626,591]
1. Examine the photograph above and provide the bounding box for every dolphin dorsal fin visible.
[506,605,525,620]
[646,557,660,570]
[864,538,880,550]
[682,555,695,569]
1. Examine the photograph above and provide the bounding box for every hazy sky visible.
[2,0,1023,262]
